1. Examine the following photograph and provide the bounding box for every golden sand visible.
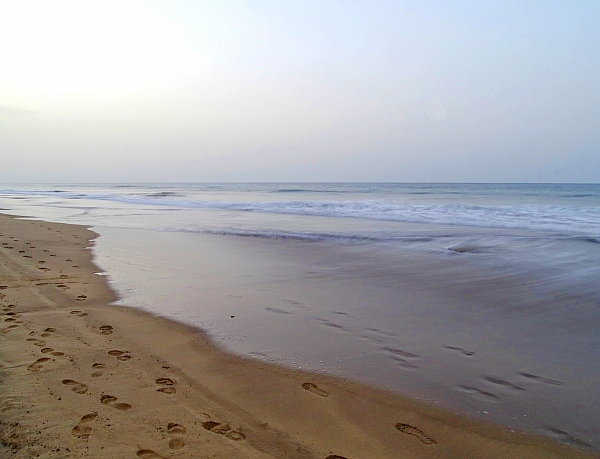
[0,213,595,459]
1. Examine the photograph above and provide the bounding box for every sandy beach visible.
[0,212,596,459]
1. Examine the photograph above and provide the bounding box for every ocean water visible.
[1,182,599,450]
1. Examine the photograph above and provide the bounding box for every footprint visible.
[91,363,105,377]
[202,421,246,441]
[107,350,131,361]
[157,386,176,394]
[27,338,46,347]
[60,274,68,279]
[70,310,88,317]
[41,328,56,337]
[101,394,118,404]
[302,382,329,397]
[99,325,113,335]
[62,379,89,394]
[40,347,64,356]
[156,378,176,394]
[27,358,51,372]
[325,456,349,459]
[167,423,187,449]
[100,394,132,411]
[112,402,132,411]
[167,423,186,435]
[395,423,436,445]
[76,295,87,301]
[72,412,98,439]
[0,325,19,334]
[169,438,185,450]
[136,450,166,459]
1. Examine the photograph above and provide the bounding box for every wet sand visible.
[0,213,596,459]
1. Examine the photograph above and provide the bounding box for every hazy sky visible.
[1,0,599,183]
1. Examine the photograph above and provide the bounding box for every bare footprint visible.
[202,421,246,441]
[112,402,132,410]
[169,438,185,450]
[108,350,124,356]
[302,382,329,397]
[91,363,105,377]
[70,310,88,317]
[116,355,131,361]
[99,325,113,335]
[76,295,87,301]
[157,387,176,394]
[40,347,64,356]
[72,412,98,439]
[62,379,89,394]
[325,456,349,459]
[100,394,132,410]
[136,450,166,459]
[395,423,436,445]
[156,378,176,394]
[41,327,56,338]
[167,423,186,449]
[27,357,50,372]
[167,423,186,435]
[101,394,118,404]
[27,338,46,347]
[0,325,19,334]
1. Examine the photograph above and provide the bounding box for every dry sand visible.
[0,213,596,459]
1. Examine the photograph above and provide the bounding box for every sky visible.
[1,0,599,183]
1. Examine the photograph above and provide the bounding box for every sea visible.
[1,182,599,450]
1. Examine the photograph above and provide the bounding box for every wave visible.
[272,188,336,193]
[143,191,182,198]
[1,187,599,236]
[160,226,436,244]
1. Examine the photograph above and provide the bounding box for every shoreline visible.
[0,212,596,458]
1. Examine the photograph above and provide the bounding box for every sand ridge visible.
[0,213,597,458]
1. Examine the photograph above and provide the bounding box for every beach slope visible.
[0,213,595,459]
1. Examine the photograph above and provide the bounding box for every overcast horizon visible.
[2,1,599,183]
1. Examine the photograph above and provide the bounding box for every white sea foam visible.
[1,183,600,236]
